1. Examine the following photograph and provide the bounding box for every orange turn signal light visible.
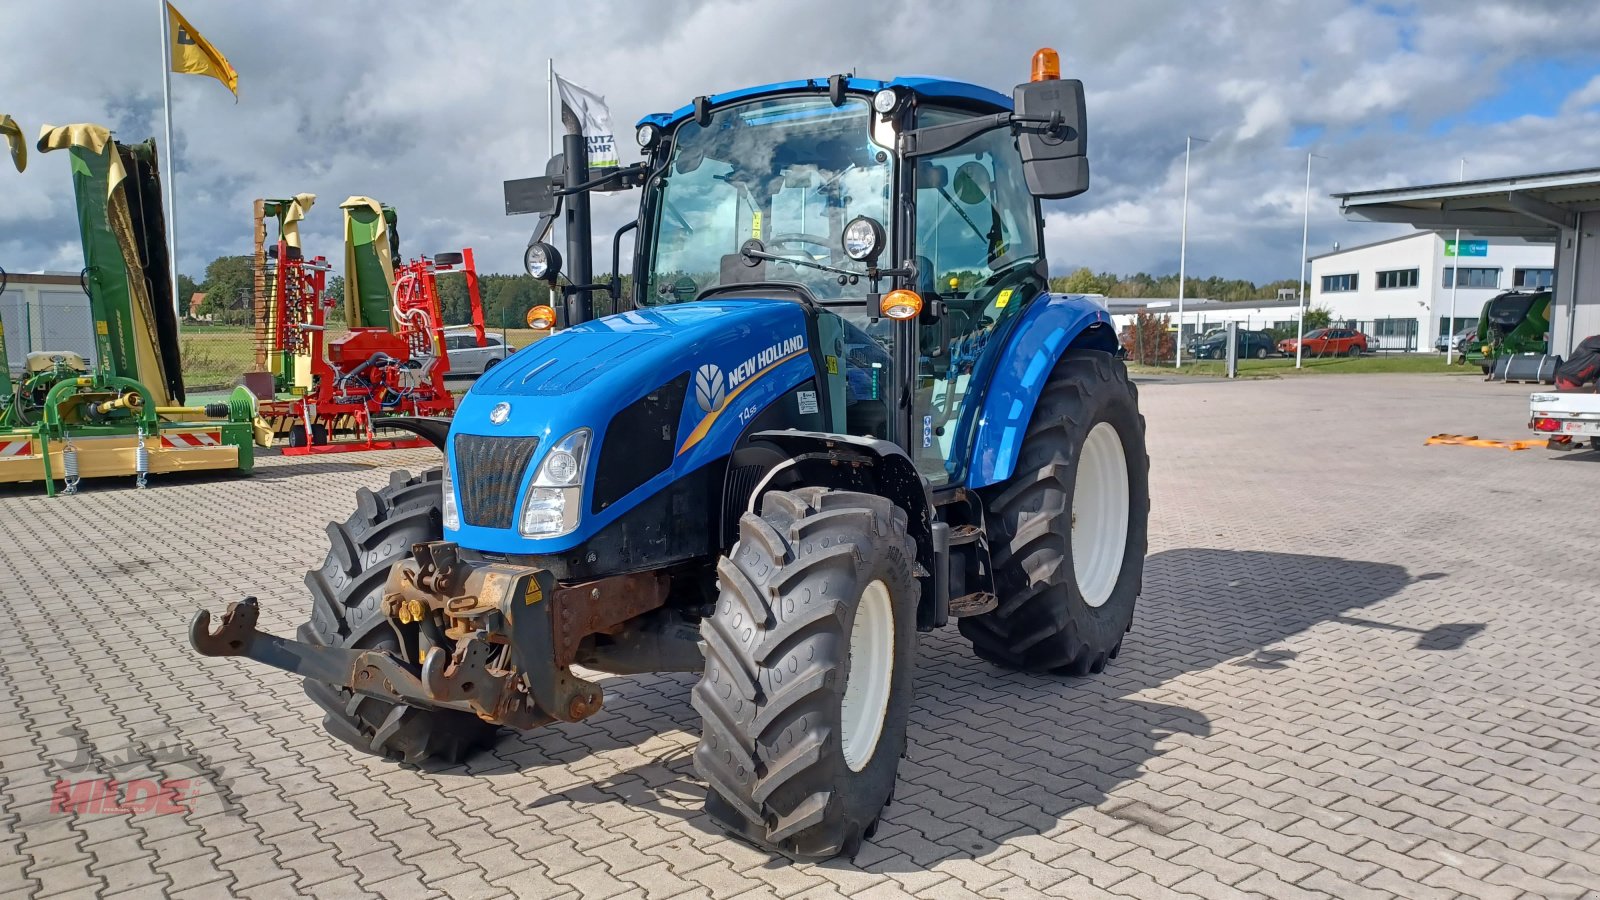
[1032,48,1061,82]
[527,305,556,329]
[880,289,923,320]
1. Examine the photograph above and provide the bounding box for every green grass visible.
[1128,353,1481,378]
[179,324,259,390]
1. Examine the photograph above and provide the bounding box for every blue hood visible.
[447,299,816,553]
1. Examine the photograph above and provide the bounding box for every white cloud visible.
[1,0,1598,286]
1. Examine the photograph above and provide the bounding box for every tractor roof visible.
[638,77,1012,129]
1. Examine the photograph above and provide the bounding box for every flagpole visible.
[158,0,180,317]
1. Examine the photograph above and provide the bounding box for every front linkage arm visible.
[190,548,671,731]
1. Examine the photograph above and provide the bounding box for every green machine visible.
[0,123,267,495]
[1464,288,1553,373]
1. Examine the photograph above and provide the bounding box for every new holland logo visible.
[694,364,726,413]
[489,402,512,425]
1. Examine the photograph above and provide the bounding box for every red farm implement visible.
[257,242,486,455]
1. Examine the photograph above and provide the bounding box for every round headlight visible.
[544,450,579,485]
[872,89,899,115]
[842,216,885,263]
[523,241,561,279]
[636,123,659,149]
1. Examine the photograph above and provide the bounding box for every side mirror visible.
[1012,79,1088,199]
[504,154,567,245]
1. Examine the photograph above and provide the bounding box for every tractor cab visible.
[193,51,1148,863]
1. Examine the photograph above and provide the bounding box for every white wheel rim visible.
[1073,421,1130,609]
[840,580,894,772]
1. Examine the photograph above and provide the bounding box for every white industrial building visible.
[1307,232,1553,351]
[1,272,96,377]
[1334,168,1600,360]
[1105,298,1303,344]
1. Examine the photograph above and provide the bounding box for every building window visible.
[1321,273,1358,292]
[1372,318,1416,337]
[1439,316,1478,335]
[1442,267,1499,289]
[1376,268,1418,289]
[1514,268,1554,289]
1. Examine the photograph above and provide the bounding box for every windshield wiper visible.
[737,239,912,283]
[936,185,990,247]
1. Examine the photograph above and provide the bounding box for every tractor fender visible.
[374,416,451,451]
[745,430,939,628]
[964,294,1118,490]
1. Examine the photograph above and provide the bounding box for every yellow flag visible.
[0,114,24,172]
[166,2,237,98]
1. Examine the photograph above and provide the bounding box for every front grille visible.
[454,434,540,529]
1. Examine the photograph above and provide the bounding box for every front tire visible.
[694,488,918,859]
[297,468,500,764]
[961,349,1149,674]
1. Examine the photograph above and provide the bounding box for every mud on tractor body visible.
[193,50,1150,860]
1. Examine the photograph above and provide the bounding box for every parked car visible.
[1194,329,1279,360]
[1434,328,1475,353]
[442,327,514,375]
[1279,327,1367,357]
[1186,328,1225,354]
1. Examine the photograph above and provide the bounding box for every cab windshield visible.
[642,95,892,304]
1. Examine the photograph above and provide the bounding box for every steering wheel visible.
[973,257,1037,293]
[764,233,832,262]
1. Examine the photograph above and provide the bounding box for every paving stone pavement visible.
[2,372,1598,899]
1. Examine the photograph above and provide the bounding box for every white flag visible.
[554,72,619,171]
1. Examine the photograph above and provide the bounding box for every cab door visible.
[909,110,1046,486]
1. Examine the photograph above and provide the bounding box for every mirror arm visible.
[555,163,649,197]
[900,112,1011,158]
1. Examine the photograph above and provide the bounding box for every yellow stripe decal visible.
[677,349,808,456]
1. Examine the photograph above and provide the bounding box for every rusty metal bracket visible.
[190,596,475,716]
[420,635,552,731]
[550,572,671,668]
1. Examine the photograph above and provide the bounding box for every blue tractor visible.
[192,50,1149,859]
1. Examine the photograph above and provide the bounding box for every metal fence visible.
[3,301,99,377]
[1166,315,1425,353]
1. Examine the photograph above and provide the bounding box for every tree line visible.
[179,253,1304,329]
[1048,267,1304,302]
[181,255,563,329]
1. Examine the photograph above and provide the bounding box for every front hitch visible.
[188,556,673,732]
[189,597,454,714]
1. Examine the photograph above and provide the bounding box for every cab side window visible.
[911,109,1045,484]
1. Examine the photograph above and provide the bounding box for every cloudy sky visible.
[4,0,1600,285]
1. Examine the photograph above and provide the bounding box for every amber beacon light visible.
[1032,47,1061,82]
[880,289,924,320]
[526,305,557,330]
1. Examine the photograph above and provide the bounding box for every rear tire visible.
[298,468,500,764]
[694,488,918,860]
[961,350,1149,674]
